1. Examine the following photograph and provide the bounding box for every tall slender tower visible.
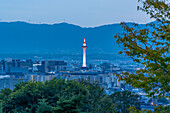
[82,38,88,68]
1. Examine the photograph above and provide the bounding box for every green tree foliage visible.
[0,88,12,112]
[114,0,170,98]
[0,100,2,113]
[128,105,170,113]
[36,99,53,113]
[109,91,140,113]
[154,105,170,113]
[128,107,144,113]
[0,88,12,100]
[0,78,116,113]
[53,95,82,113]
[93,96,117,113]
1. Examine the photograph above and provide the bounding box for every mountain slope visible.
[0,21,147,54]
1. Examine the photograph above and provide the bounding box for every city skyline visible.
[0,0,169,112]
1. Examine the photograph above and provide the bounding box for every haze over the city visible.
[0,0,154,27]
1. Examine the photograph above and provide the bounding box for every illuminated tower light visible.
[82,38,88,67]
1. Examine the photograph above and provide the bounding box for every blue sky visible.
[0,0,154,27]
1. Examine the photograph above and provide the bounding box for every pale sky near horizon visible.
[0,0,154,27]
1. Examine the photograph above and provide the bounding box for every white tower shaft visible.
[82,48,86,67]
[82,38,87,68]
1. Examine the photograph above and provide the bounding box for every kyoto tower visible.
[81,38,88,68]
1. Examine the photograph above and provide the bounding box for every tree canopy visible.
[0,78,142,113]
[109,91,141,113]
[115,0,170,98]
[0,79,117,113]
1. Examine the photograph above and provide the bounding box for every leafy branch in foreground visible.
[114,0,170,98]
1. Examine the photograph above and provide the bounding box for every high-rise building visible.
[81,38,88,70]
[38,60,67,73]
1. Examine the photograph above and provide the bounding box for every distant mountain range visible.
[0,21,149,54]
